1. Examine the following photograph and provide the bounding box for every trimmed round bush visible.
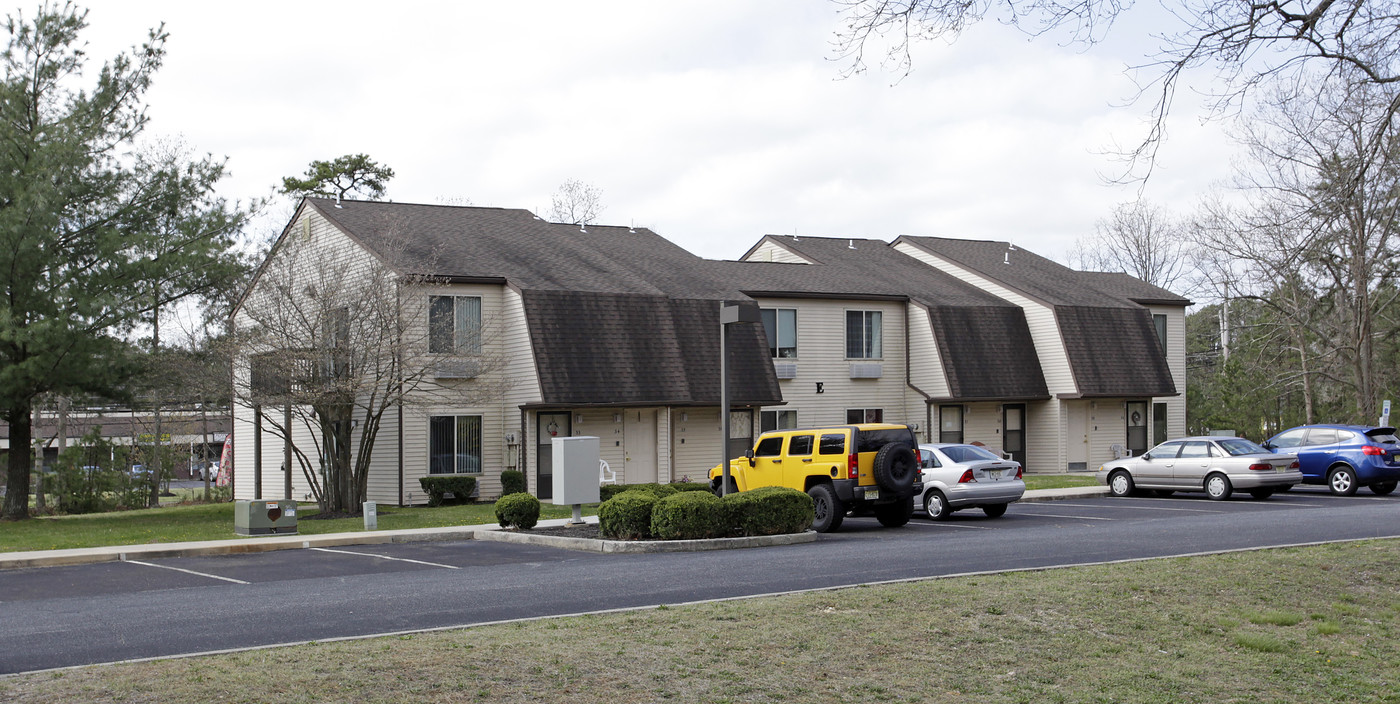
[651,491,730,540]
[598,491,659,540]
[495,492,541,530]
[724,486,814,536]
[499,469,527,497]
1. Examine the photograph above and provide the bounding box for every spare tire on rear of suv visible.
[873,443,918,493]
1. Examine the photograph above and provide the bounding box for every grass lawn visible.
[2,539,1397,703]
[1022,473,1101,490]
[0,500,595,553]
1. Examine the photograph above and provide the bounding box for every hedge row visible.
[598,481,711,503]
[418,476,477,507]
[598,485,813,540]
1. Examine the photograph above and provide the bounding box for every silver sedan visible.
[917,443,1026,520]
[1098,436,1302,500]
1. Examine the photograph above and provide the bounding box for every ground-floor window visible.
[939,405,963,443]
[761,410,798,432]
[429,415,482,474]
[1152,402,1168,446]
[846,408,883,424]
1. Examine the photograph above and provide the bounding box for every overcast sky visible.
[79,1,1237,264]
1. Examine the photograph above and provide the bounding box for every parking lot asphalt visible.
[0,486,1110,570]
[3,484,1399,674]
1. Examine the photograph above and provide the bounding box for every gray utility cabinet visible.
[234,499,299,535]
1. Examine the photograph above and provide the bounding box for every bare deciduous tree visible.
[549,179,605,225]
[1193,76,1400,422]
[235,220,510,514]
[1069,200,1190,289]
[832,0,1400,177]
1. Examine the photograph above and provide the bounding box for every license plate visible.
[988,470,1003,479]
[865,488,880,501]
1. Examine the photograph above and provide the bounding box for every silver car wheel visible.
[1206,474,1231,500]
[924,490,950,521]
[1109,471,1133,497]
[1329,467,1356,495]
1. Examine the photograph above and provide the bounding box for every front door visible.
[729,410,754,460]
[1003,404,1026,467]
[1126,401,1149,456]
[624,409,657,484]
[1066,402,1089,470]
[536,412,571,500]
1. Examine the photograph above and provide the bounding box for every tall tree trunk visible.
[3,402,33,520]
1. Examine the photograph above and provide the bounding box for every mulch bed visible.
[518,523,602,539]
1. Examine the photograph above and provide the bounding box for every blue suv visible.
[1264,424,1400,496]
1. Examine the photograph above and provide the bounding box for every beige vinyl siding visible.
[960,402,1004,456]
[751,297,913,429]
[1026,400,1060,474]
[743,240,814,264]
[1086,399,1130,471]
[1152,305,1188,440]
[670,407,725,483]
[907,303,949,398]
[657,407,673,483]
[398,282,519,502]
[232,209,374,502]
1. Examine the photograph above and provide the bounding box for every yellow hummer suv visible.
[709,423,923,532]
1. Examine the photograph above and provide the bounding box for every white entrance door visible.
[624,409,658,484]
[1066,401,1089,471]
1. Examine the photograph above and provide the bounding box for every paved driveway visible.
[2,487,1397,675]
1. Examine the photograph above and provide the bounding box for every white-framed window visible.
[761,308,797,358]
[845,310,882,359]
[429,415,482,474]
[1153,314,1167,357]
[846,408,883,424]
[939,405,963,443]
[761,410,798,432]
[429,295,481,354]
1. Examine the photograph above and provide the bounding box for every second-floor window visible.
[1153,314,1167,357]
[846,310,882,359]
[429,295,481,354]
[761,308,797,358]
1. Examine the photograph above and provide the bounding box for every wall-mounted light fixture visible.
[613,413,623,423]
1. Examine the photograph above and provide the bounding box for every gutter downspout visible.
[904,303,933,442]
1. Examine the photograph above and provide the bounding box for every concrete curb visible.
[477,528,818,553]
[1017,486,1109,503]
[0,486,1106,570]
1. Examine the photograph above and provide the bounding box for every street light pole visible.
[719,302,761,497]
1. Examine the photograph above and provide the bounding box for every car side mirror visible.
[1262,442,1275,451]
[1141,453,1152,461]
[745,449,755,467]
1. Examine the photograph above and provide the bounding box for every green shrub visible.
[499,470,527,497]
[651,491,730,540]
[599,482,679,502]
[418,476,478,507]
[495,492,541,529]
[724,486,814,536]
[668,481,713,493]
[598,491,659,540]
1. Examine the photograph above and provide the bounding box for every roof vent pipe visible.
[1004,252,1011,264]
[848,239,856,249]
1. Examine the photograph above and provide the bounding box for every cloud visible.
[80,0,1235,265]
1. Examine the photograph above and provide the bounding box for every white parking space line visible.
[1049,502,1224,513]
[123,559,250,585]
[310,547,460,570]
[1012,512,1115,521]
[903,521,992,530]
